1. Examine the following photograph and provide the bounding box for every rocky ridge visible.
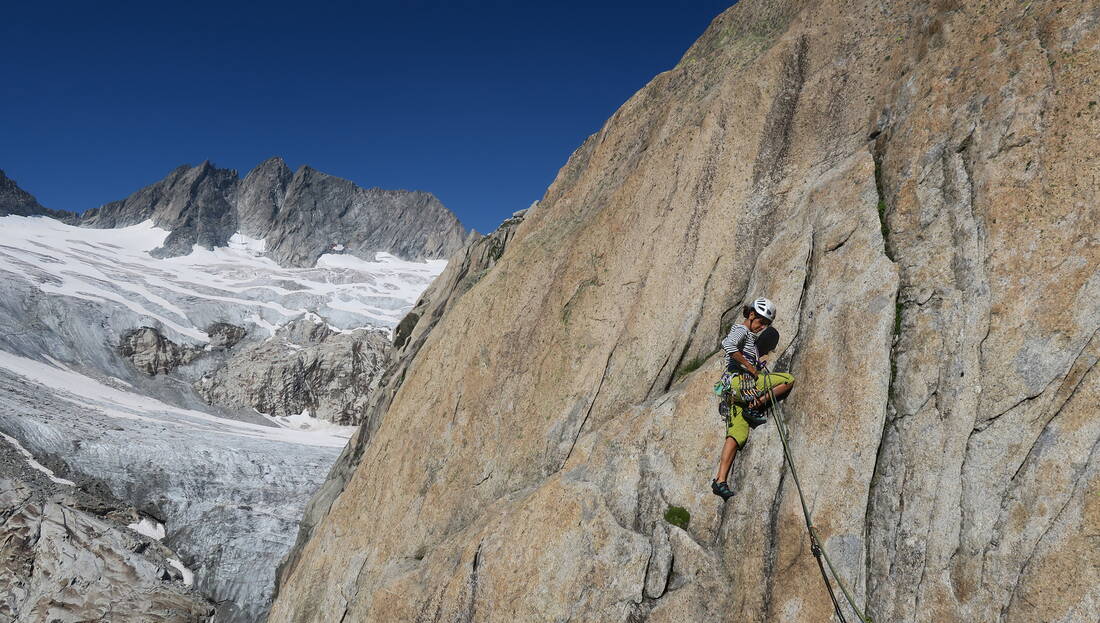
[0,170,74,221]
[46,157,469,266]
[269,2,1100,622]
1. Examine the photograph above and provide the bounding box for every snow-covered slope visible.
[0,215,445,341]
[0,215,448,622]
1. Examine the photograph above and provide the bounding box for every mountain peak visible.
[0,169,75,220]
[67,158,467,266]
[255,155,289,170]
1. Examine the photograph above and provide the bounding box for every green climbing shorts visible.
[755,372,794,393]
[723,372,795,446]
[725,405,750,446]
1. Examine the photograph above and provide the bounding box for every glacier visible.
[0,214,446,621]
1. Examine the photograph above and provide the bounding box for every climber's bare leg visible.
[749,382,790,410]
[714,437,738,483]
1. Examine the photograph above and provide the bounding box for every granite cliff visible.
[270,1,1099,622]
[276,207,531,593]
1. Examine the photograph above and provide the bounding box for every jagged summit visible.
[264,165,464,267]
[237,157,293,238]
[81,160,240,258]
[0,169,75,220]
[7,158,468,267]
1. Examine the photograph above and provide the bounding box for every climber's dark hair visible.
[742,305,771,325]
[756,326,780,356]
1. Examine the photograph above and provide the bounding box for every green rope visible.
[757,369,874,623]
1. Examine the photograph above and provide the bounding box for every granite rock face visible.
[276,208,528,591]
[196,318,390,426]
[77,157,467,265]
[206,323,248,351]
[270,2,1100,622]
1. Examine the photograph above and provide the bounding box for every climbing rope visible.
[757,366,874,623]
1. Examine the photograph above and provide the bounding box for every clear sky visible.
[2,1,733,234]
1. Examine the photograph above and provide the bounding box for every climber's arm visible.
[729,351,759,378]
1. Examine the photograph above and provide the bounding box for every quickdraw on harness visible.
[712,366,767,427]
[756,366,874,623]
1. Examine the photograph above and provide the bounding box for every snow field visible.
[128,517,167,540]
[167,558,195,586]
[0,216,446,342]
[0,340,352,448]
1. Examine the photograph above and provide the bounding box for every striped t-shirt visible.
[722,323,759,370]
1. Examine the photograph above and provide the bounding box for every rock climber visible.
[710,297,795,500]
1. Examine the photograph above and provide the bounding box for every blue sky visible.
[2,1,733,234]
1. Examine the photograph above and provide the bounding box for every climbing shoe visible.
[744,406,768,428]
[711,479,735,500]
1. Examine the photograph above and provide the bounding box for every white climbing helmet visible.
[752,297,776,321]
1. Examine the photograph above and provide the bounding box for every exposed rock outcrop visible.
[196,318,390,425]
[206,323,248,351]
[270,2,1100,622]
[119,327,203,375]
[0,170,74,221]
[119,324,247,377]
[0,434,214,622]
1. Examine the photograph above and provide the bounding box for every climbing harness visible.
[758,366,874,623]
[714,367,767,427]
